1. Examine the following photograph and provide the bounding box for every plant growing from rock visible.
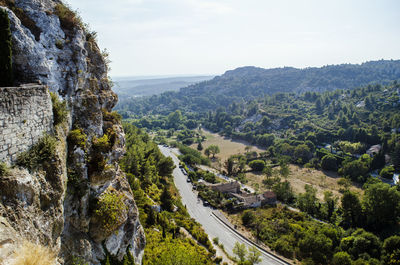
[95,188,127,234]
[50,92,68,126]
[0,161,9,176]
[67,128,87,150]
[16,134,57,172]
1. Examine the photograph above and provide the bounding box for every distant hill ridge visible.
[184,60,400,96]
[116,59,400,114]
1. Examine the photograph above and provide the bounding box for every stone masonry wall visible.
[0,84,53,163]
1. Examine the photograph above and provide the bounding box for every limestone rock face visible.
[0,1,145,264]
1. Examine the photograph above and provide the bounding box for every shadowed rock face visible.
[0,1,145,264]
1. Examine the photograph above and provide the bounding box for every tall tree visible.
[363,182,400,230]
[160,185,174,212]
[247,246,262,265]
[233,242,247,262]
[205,145,220,158]
[341,190,362,228]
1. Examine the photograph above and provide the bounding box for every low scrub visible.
[16,134,57,172]
[50,92,68,126]
[54,2,83,32]
[0,161,9,176]
[67,128,87,150]
[95,188,127,233]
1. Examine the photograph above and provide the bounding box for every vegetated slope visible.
[120,123,216,265]
[117,60,400,115]
[114,75,214,98]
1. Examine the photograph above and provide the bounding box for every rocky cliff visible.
[0,0,145,264]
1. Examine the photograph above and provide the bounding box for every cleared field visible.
[192,129,265,162]
[246,165,363,200]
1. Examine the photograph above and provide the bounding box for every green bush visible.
[50,92,68,126]
[274,236,295,258]
[88,134,113,174]
[93,134,111,153]
[379,165,395,179]
[95,189,127,233]
[248,159,266,171]
[321,155,338,171]
[68,128,87,149]
[0,8,13,86]
[242,210,255,226]
[332,251,352,265]
[16,134,57,172]
[0,161,9,176]
[102,109,122,123]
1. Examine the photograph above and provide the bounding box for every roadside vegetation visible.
[119,123,218,264]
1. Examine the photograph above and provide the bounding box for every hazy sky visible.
[66,0,400,77]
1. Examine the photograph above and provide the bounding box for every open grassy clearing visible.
[246,165,363,200]
[191,129,265,162]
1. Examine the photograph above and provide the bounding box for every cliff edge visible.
[0,0,145,264]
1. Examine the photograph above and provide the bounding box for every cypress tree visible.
[0,9,13,86]
[160,185,173,212]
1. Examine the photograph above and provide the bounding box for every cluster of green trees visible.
[119,123,218,264]
[240,204,400,265]
[232,242,262,265]
[171,142,210,166]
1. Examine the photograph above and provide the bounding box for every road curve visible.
[158,145,289,265]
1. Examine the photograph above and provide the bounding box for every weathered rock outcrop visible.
[0,0,145,264]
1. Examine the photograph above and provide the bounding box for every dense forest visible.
[116,60,400,115]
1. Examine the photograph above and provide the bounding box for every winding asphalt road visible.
[158,146,289,265]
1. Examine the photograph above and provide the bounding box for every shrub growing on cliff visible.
[54,2,83,32]
[50,92,68,126]
[0,161,9,176]
[16,134,57,172]
[67,128,87,150]
[0,8,13,86]
[95,189,127,233]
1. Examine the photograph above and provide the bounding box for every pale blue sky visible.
[66,0,400,77]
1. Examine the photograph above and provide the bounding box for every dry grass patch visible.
[246,164,363,200]
[192,129,265,162]
[12,241,56,265]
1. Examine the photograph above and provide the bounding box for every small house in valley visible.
[231,191,277,208]
[208,181,241,194]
